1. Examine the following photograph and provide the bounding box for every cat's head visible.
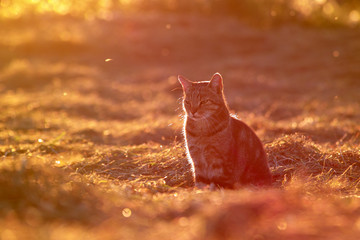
[178,73,227,120]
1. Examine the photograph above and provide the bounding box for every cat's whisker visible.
[204,118,211,132]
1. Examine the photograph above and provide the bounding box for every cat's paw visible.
[209,182,218,191]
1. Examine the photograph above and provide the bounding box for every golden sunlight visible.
[0,1,360,240]
[0,0,358,27]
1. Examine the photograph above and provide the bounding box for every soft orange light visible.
[349,10,360,23]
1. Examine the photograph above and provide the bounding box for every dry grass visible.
[0,4,360,240]
[267,133,360,193]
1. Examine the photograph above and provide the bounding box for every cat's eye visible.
[200,100,211,105]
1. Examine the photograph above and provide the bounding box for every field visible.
[1,1,360,239]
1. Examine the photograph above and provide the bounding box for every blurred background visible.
[1,0,360,26]
[0,0,359,143]
[1,1,360,240]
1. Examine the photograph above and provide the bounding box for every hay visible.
[69,143,194,193]
[266,133,360,190]
[0,158,102,223]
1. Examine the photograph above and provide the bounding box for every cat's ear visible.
[209,72,223,93]
[178,75,192,92]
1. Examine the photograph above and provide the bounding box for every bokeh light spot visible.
[277,220,287,231]
[349,10,360,23]
[122,208,132,218]
[323,2,335,16]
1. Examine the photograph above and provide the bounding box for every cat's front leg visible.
[195,182,223,191]
[195,181,209,189]
[194,174,211,190]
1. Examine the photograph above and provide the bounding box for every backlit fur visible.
[178,73,272,189]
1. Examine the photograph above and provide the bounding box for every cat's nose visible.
[190,108,198,115]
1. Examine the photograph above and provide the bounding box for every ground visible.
[0,6,360,240]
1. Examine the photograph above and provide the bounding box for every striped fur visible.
[178,73,272,189]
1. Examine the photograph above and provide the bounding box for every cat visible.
[178,73,272,189]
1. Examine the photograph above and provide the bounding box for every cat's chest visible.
[186,130,232,160]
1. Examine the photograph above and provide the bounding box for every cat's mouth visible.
[188,112,205,120]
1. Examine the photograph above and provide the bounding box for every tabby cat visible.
[178,73,272,189]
